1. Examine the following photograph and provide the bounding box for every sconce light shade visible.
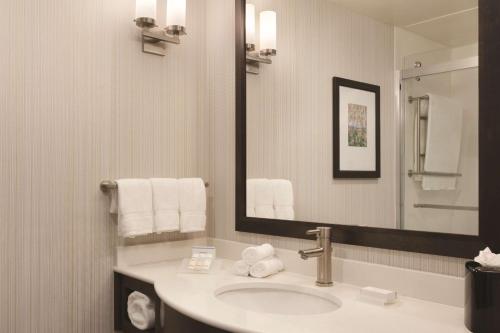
[166,0,187,35]
[259,11,277,56]
[246,4,256,51]
[135,0,156,27]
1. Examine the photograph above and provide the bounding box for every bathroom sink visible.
[214,282,341,315]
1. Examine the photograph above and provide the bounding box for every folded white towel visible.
[474,247,500,268]
[422,94,463,190]
[233,260,250,276]
[246,179,257,217]
[178,178,206,233]
[271,179,295,220]
[127,291,155,330]
[116,179,154,238]
[242,243,275,265]
[253,179,274,219]
[250,257,284,278]
[151,178,180,233]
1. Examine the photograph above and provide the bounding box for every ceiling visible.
[330,0,478,46]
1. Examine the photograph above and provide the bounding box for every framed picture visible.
[333,77,380,178]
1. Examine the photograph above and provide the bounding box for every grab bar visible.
[414,203,478,211]
[407,95,461,179]
[408,170,462,177]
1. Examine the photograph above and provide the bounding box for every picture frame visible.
[333,77,380,178]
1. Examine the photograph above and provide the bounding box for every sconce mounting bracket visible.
[246,53,272,75]
[141,30,181,56]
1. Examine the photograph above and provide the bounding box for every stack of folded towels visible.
[110,178,206,238]
[233,243,284,278]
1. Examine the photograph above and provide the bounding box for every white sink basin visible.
[215,282,342,315]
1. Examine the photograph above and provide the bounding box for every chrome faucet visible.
[298,227,333,287]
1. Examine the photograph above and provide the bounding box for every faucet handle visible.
[306,228,321,237]
[306,227,331,239]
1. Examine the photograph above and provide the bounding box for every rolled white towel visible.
[242,243,275,265]
[250,257,284,278]
[232,260,250,276]
[127,291,155,330]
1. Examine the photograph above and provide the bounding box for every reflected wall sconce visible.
[134,0,186,56]
[246,5,277,74]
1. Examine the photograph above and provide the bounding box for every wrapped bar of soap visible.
[359,286,397,305]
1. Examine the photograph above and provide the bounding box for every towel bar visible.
[408,95,462,180]
[414,203,478,211]
[100,179,209,193]
[408,170,462,178]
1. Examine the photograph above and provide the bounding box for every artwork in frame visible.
[333,77,380,178]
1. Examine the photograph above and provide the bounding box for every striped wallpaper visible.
[0,0,210,332]
[0,0,467,332]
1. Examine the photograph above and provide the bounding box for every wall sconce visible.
[134,0,186,56]
[246,6,277,74]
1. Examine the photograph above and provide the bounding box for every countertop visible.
[114,259,470,333]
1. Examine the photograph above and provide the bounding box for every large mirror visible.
[244,0,479,236]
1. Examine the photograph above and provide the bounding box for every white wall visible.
[246,0,397,228]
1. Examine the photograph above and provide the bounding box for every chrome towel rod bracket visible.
[100,179,209,194]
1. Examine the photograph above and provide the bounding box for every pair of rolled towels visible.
[127,291,155,330]
[233,243,284,278]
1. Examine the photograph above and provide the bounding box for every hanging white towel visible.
[270,179,294,220]
[127,292,155,330]
[242,243,275,266]
[249,257,284,278]
[178,178,206,233]
[253,179,274,219]
[246,179,257,217]
[422,94,463,190]
[116,179,154,238]
[151,178,180,233]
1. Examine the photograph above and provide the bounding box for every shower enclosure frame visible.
[399,56,480,231]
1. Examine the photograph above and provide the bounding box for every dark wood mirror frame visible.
[235,0,500,259]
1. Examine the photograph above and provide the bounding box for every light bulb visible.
[260,10,276,56]
[166,0,187,35]
[246,4,256,50]
[135,0,156,28]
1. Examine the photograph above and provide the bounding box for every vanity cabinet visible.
[114,273,163,333]
[162,303,230,333]
[114,272,229,333]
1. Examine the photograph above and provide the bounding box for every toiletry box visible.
[465,261,500,333]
